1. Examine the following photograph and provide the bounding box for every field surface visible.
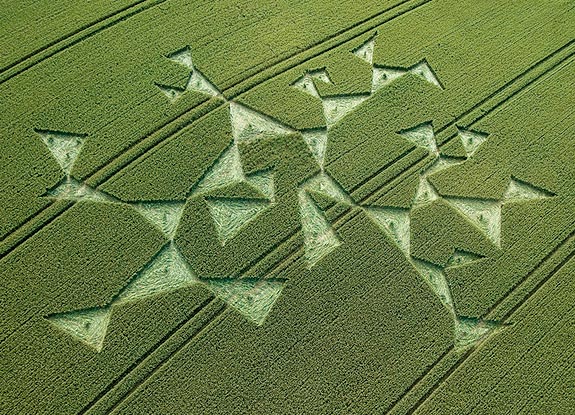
[1,1,574,414]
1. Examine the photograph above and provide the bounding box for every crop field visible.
[0,1,574,414]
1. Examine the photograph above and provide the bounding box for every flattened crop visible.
[1,1,574,414]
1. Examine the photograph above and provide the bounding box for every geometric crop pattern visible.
[39,35,554,352]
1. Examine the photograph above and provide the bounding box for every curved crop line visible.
[0,0,167,84]
[0,0,431,258]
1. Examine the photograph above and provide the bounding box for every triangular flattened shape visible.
[455,317,500,348]
[352,36,375,65]
[36,130,87,176]
[410,258,453,310]
[503,177,554,202]
[206,198,270,245]
[299,191,341,268]
[302,172,353,205]
[424,156,464,177]
[201,278,285,325]
[440,136,469,159]
[308,69,333,85]
[446,249,485,267]
[365,207,410,255]
[245,170,275,201]
[398,122,437,155]
[116,243,197,303]
[45,178,116,202]
[301,129,329,167]
[447,197,501,247]
[412,176,440,207]
[186,69,221,97]
[409,60,443,89]
[191,144,245,196]
[166,46,194,69]
[230,102,295,143]
[132,202,186,239]
[156,83,185,102]
[372,66,407,93]
[47,306,111,352]
[322,95,368,127]
[457,127,488,157]
[292,74,320,98]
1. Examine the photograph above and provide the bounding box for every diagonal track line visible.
[73,296,219,414]
[3,5,572,412]
[230,43,575,415]
[402,240,575,415]
[380,64,575,415]
[93,36,575,415]
[81,300,229,415]
[249,40,575,283]
[383,230,575,414]
[0,0,431,258]
[0,0,167,84]
[54,42,575,415]
[1,0,434,406]
[360,40,575,206]
[0,0,431,353]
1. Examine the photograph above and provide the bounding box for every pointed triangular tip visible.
[409,59,443,89]
[132,201,186,239]
[352,32,377,65]
[35,129,87,176]
[206,197,270,245]
[301,128,328,167]
[299,191,342,268]
[116,242,198,303]
[364,206,410,255]
[155,83,185,102]
[44,178,117,203]
[410,256,453,309]
[230,102,295,143]
[456,126,489,157]
[398,121,438,155]
[322,94,369,127]
[424,156,465,177]
[372,66,407,93]
[446,197,501,248]
[245,169,275,201]
[455,316,502,348]
[307,68,333,85]
[412,176,440,208]
[166,46,194,69]
[292,73,321,99]
[446,249,485,267]
[186,69,221,97]
[503,176,555,203]
[47,306,111,352]
[302,172,354,206]
[189,143,245,197]
[201,278,286,325]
